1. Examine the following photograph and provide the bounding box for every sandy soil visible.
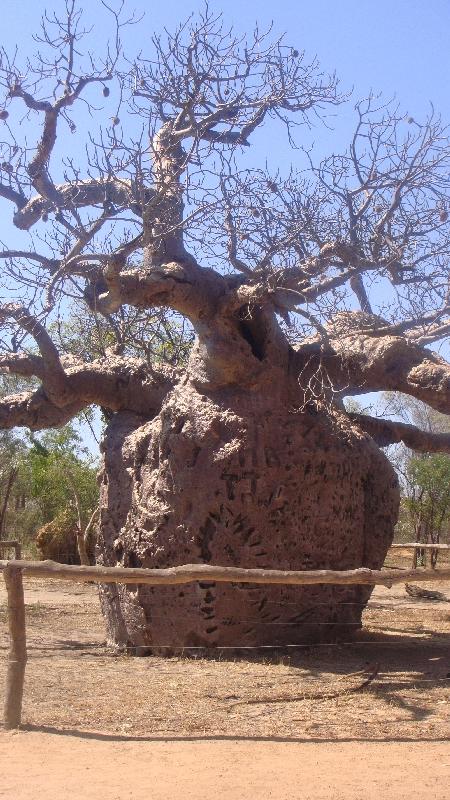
[1,556,449,798]
[1,732,450,800]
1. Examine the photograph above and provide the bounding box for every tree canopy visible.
[0,420,98,559]
[0,2,449,453]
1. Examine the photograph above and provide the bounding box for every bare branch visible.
[295,312,450,416]
[0,304,71,404]
[0,356,177,431]
[1,6,450,426]
[11,178,146,231]
[350,412,450,453]
[0,250,59,270]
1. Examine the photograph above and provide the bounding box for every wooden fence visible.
[1,556,450,730]
[390,542,450,550]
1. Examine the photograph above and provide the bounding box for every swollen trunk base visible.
[97,382,399,651]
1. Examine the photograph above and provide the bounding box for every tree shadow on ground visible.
[15,723,450,745]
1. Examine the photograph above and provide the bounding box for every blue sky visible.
[1,0,450,450]
[3,0,449,113]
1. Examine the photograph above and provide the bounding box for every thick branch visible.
[0,356,177,431]
[94,260,226,321]
[295,312,450,416]
[0,304,72,405]
[0,353,44,379]
[0,183,26,209]
[0,389,85,431]
[349,412,450,453]
[11,178,147,231]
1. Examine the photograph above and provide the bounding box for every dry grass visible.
[1,551,449,741]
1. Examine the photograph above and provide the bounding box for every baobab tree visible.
[1,3,450,650]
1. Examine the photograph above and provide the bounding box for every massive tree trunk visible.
[97,347,399,651]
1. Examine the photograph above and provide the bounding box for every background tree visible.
[1,4,450,649]
[378,393,450,567]
[27,425,98,564]
[0,418,98,562]
[405,454,450,567]
[0,374,37,544]
[0,428,26,537]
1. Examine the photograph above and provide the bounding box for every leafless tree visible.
[1,3,450,649]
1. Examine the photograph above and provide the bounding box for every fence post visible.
[3,565,27,729]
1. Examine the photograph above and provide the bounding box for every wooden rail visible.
[390,542,450,550]
[2,559,450,586]
[0,541,21,560]
[1,558,450,730]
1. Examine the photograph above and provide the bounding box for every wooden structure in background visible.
[0,541,22,560]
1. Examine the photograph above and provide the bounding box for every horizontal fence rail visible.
[2,559,450,587]
[390,542,450,550]
[1,558,450,730]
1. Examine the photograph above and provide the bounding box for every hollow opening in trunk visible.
[238,309,268,361]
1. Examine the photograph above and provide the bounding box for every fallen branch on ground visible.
[225,662,380,708]
[404,584,447,601]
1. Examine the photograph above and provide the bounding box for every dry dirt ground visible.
[1,554,449,799]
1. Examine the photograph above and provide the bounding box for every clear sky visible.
[2,0,449,113]
[1,0,450,450]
